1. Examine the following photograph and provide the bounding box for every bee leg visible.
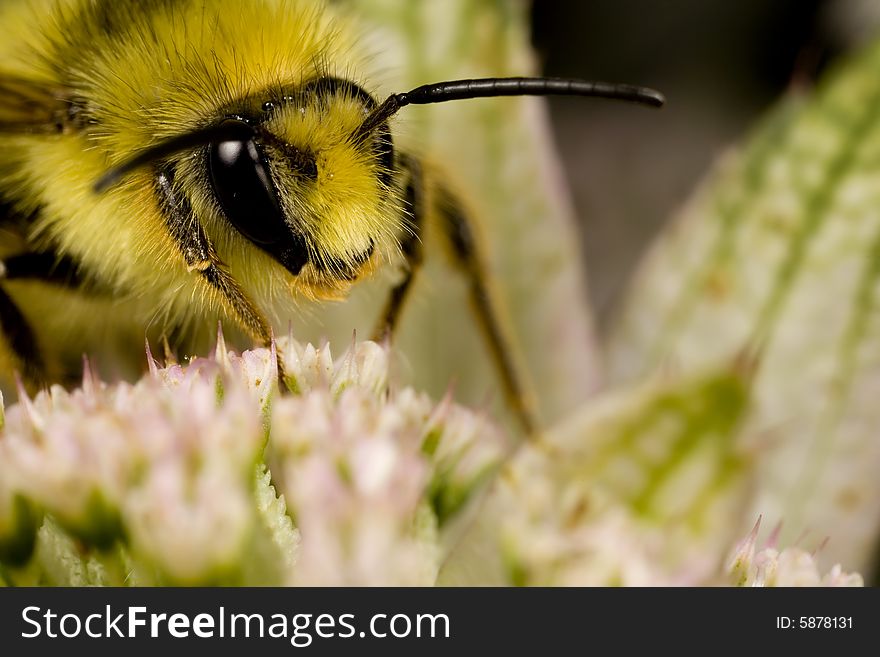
[155,167,287,383]
[373,156,424,341]
[433,185,539,437]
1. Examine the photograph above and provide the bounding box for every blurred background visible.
[531,0,878,328]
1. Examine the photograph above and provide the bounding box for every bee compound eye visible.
[208,125,288,246]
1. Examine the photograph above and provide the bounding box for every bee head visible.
[94,76,400,297]
[205,77,396,294]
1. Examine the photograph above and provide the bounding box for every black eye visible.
[208,123,287,246]
[208,120,310,275]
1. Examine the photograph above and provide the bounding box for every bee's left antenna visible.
[357,76,665,140]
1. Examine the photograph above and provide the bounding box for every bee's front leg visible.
[375,155,538,437]
[154,166,287,384]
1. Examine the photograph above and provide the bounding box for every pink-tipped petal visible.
[13,373,41,431]
[766,521,783,549]
[145,339,159,377]
[213,322,228,366]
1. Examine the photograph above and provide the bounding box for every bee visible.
[0,0,662,433]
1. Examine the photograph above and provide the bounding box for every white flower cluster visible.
[268,339,507,585]
[0,351,264,584]
[0,333,508,586]
[726,518,864,587]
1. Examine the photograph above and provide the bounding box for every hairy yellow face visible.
[268,93,394,279]
[178,78,403,302]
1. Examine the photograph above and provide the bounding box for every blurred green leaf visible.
[608,39,880,575]
[440,364,753,585]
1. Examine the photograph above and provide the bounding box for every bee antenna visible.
[94,121,255,192]
[357,76,665,140]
